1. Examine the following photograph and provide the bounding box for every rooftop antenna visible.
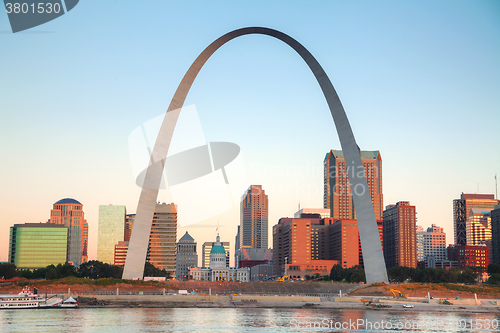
[496,173,498,200]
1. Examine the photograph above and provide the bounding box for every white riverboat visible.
[0,286,63,309]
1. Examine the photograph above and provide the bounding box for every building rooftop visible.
[460,193,495,200]
[469,208,491,215]
[55,198,82,205]
[179,231,194,242]
[13,223,67,228]
[325,149,380,161]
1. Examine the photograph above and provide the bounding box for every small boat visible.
[403,304,414,308]
[0,286,62,309]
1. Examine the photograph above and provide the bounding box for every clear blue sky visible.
[1,1,499,264]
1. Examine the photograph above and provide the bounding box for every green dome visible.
[210,245,226,254]
[210,235,226,254]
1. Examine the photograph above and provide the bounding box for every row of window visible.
[0,303,38,307]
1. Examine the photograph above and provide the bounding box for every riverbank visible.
[3,278,500,314]
[74,294,500,314]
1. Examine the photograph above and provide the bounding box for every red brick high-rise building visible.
[383,201,417,269]
[272,214,383,277]
[324,150,383,220]
[447,245,489,269]
[114,241,129,267]
[48,198,88,266]
[273,215,337,278]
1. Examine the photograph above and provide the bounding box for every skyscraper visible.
[117,205,177,274]
[466,209,492,263]
[148,203,177,275]
[175,231,198,279]
[9,223,68,269]
[491,204,500,264]
[328,219,361,269]
[97,205,126,264]
[453,193,498,246]
[383,201,417,269]
[124,214,135,242]
[240,185,268,249]
[466,209,492,245]
[48,198,88,266]
[416,224,447,263]
[234,225,240,266]
[324,150,383,220]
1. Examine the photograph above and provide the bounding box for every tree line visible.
[387,265,480,284]
[0,261,170,281]
[327,264,500,285]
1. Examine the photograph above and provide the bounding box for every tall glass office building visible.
[97,205,126,264]
[8,223,68,269]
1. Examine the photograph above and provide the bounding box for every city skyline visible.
[1,1,500,263]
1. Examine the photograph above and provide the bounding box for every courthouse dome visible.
[210,235,226,254]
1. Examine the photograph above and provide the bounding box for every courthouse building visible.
[190,235,249,282]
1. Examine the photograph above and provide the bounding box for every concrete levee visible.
[78,294,322,303]
[79,295,230,302]
[234,295,321,302]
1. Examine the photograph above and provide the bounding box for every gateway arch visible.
[123,27,389,284]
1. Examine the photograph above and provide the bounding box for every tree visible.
[458,268,478,284]
[78,260,123,279]
[438,268,458,283]
[18,269,33,279]
[32,267,48,279]
[144,262,169,278]
[388,266,417,283]
[348,269,366,283]
[56,262,77,278]
[0,263,18,280]
[421,268,440,283]
[45,265,59,280]
[488,263,500,275]
[487,274,500,285]
[330,264,344,282]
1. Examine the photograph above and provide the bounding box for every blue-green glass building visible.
[8,223,68,269]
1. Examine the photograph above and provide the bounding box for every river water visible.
[1,308,499,332]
